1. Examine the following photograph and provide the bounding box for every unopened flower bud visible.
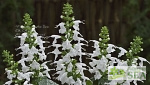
[60,15,64,18]
[20,25,24,29]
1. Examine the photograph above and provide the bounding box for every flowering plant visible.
[3,13,50,85]
[2,3,150,85]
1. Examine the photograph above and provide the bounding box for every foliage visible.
[2,2,150,85]
[123,0,150,57]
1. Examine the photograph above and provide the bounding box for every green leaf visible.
[86,80,93,85]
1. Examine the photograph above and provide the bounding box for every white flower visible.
[17,33,27,46]
[91,48,100,57]
[17,72,24,80]
[118,47,127,57]
[67,62,73,72]
[62,39,72,50]
[32,25,36,28]
[76,63,86,75]
[73,30,84,42]
[73,20,83,31]
[30,46,38,54]
[31,27,38,38]
[17,44,30,56]
[68,47,77,57]
[38,51,47,61]
[4,80,12,85]
[5,69,16,80]
[57,71,68,84]
[23,80,33,85]
[17,72,34,81]
[51,44,62,60]
[22,65,30,73]
[51,35,61,45]
[89,40,101,57]
[30,60,40,70]
[18,58,27,68]
[20,25,24,28]
[35,36,45,49]
[68,76,75,84]
[138,57,150,66]
[123,80,131,85]
[63,54,72,63]
[92,56,108,72]
[133,80,137,85]
[107,44,115,53]
[94,70,102,80]
[74,42,85,62]
[105,80,118,85]
[43,69,51,79]
[41,61,49,69]
[39,72,44,77]
[56,22,66,34]
[91,40,99,49]
[116,59,128,66]
[27,52,34,61]
[106,55,118,66]
[54,59,65,70]
[75,78,82,85]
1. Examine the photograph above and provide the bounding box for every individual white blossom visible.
[54,59,65,70]
[90,40,101,57]
[5,69,16,80]
[76,63,86,75]
[51,35,61,45]
[23,80,33,85]
[41,61,49,70]
[4,80,12,85]
[56,22,66,34]
[117,47,127,57]
[138,57,150,66]
[35,36,45,49]
[17,33,27,46]
[67,62,73,72]
[17,72,34,81]
[18,58,27,68]
[22,65,30,73]
[17,44,30,56]
[107,44,116,53]
[30,60,40,70]
[38,51,47,61]
[30,46,38,54]
[43,69,51,79]
[73,30,84,42]
[50,44,62,60]
[73,20,83,31]
[62,39,72,50]
[26,52,34,61]
[20,25,24,29]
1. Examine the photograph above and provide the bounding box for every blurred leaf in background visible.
[0,0,34,82]
[123,0,150,84]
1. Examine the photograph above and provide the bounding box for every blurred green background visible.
[0,0,150,84]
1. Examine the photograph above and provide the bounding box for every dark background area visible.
[0,0,150,84]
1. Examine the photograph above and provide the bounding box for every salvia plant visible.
[2,2,150,85]
[3,13,50,85]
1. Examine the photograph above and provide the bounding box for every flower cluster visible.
[2,2,150,85]
[3,13,50,85]
[50,3,90,85]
